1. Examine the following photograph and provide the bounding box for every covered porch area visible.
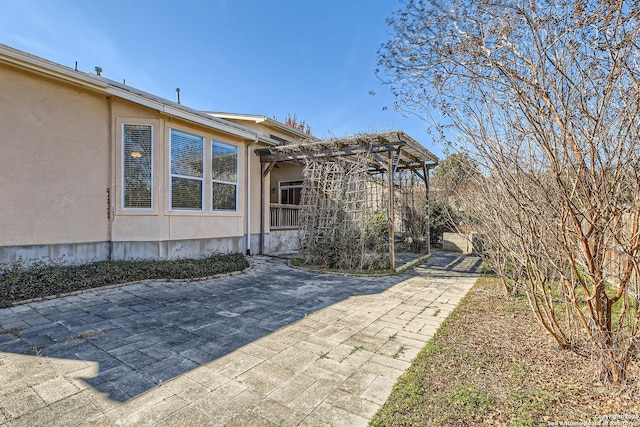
[256,131,439,270]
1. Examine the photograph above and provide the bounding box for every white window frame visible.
[211,141,239,212]
[122,123,153,210]
[170,128,205,211]
[279,180,303,205]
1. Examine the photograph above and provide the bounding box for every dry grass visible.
[371,276,640,426]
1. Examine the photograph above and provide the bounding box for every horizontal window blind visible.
[123,124,152,209]
[212,141,238,211]
[171,130,203,178]
[212,142,237,182]
[171,129,204,210]
[171,177,203,210]
[212,182,237,211]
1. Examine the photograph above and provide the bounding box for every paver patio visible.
[0,252,481,426]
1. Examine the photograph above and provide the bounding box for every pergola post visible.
[388,152,396,270]
[422,163,431,254]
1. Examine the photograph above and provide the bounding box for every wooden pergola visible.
[255,131,439,269]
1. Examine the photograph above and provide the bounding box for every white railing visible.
[270,204,301,230]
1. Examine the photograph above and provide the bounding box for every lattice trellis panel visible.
[298,154,429,271]
[299,156,386,270]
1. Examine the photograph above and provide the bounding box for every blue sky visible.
[0,0,443,158]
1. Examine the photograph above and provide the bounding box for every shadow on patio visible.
[0,256,412,402]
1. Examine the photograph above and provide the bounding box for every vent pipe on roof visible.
[95,66,102,76]
[176,87,181,104]
[74,61,78,71]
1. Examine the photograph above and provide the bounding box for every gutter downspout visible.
[246,135,258,255]
[107,96,114,261]
[260,162,265,255]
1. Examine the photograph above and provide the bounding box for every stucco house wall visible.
[0,62,111,263]
[0,45,273,265]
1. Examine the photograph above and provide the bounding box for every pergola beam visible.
[254,131,439,172]
[412,169,425,183]
[263,162,276,177]
[256,142,404,164]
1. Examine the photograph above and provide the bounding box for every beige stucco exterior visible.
[268,163,304,204]
[0,62,110,247]
[0,45,286,265]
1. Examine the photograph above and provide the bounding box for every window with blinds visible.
[123,124,153,209]
[212,141,238,211]
[171,129,204,210]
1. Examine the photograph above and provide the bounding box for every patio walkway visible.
[0,252,481,426]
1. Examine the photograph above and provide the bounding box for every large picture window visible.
[123,124,153,209]
[212,141,238,211]
[170,129,204,210]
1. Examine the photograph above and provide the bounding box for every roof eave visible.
[106,87,257,140]
[207,112,318,141]
[0,43,107,91]
[0,43,259,141]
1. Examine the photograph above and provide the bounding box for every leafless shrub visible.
[380,0,640,383]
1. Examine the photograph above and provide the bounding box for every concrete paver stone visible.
[0,251,480,425]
